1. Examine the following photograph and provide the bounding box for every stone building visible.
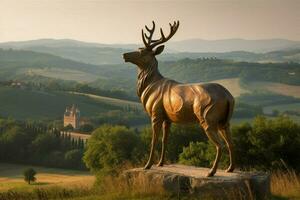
[63,105,80,129]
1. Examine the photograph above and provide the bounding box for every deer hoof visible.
[206,169,216,177]
[144,163,152,170]
[225,165,235,173]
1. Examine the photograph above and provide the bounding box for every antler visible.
[142,20,180,50]
[142,21,156,49]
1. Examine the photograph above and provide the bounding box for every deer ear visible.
[154,45,165,55]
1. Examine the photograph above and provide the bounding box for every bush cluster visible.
[84,116,300,177]
[0,119,86,170]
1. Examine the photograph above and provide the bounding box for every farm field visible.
[213,78,300,99]
[27,68,99,83]
[263,102,300,114]
[209,78,249,97]
[70,91,142,109]
[0,163,95,192]
[247,81,300,98]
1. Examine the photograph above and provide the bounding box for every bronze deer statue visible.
[123,21,235,177]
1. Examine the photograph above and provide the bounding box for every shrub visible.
[23,168,36,184]
[179,142,210,167]
[64,149,85,169]
[179,116,300,171]
[83,124,141,175]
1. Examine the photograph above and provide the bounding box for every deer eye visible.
[140,51,146,56]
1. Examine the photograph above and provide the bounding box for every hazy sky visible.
[0,0,299,43]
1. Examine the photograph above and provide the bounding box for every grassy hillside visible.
[0,163,299,200]
[28,68,99,83]
[263,103,300,114]
[1,48,300,122]
[0,86,121,120]
[208,78,249,97]
[25,46,129,65]
[70,92,142,109]
[247,81,300,98]
[0,48,134,82]
[159,58,300,85]
[0,163,94,192]
[2,49,300,92]
[161,49,300,63]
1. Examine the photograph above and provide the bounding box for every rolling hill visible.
[159,58,300,85]
[1,48,300,122]
[0,39,136,65]
[0,86,122,120]
[1,48,300,94]
[24,46,129,65]
[1,39,300,65]
[161,49,300,63]
[167,38,300,53]
[0,48,135,82]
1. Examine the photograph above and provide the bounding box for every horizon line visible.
[1,37,300,45]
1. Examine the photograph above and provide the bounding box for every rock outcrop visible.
[123,164,270,199]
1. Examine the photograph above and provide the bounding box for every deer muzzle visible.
[123,53,130,62]
[123,51,139,63]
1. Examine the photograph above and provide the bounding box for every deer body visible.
[123,21,235,177]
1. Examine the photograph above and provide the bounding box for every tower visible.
[63,104,80,129]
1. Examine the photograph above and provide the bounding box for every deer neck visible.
[137,60,163,97]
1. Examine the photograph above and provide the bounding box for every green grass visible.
[0,86,120,120]
[0,163,94,191]
[263,102,300,114]
[247,81,300,98]
[209,78,250,97]
[0,163,299,200]
[28,68,99,83]
[70,92,142,109]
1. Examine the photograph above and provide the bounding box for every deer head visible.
[123,21,179,69]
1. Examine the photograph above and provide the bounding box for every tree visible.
[179,142,210,167]
[62,124,74,131]
[31,133,59,155]
[178,116,300,171]
[140,124,206,163]
[83,124,141,174]
[79,124,94,133]
[23,168,36,184]
[65,149,85,169]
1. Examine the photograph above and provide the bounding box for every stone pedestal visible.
[123,164,270,200]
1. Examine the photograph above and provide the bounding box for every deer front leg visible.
[144,118,162,170]
[157,121,170,167]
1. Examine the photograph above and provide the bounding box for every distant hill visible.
[0,49,300,101]
[2,38,299,53]
[158,58,300,85]
[0,39,137,65]
[0,48,135,82]
[1,38,300,65]
[1,48,300,97]
[24,46,128,65]
[167,38,300,53]
[160,49,300,63]
[0,39,133,65]
[0,38,139,49]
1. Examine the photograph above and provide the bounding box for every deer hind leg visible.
[157,121,171,167]
[202,122,223,177]
[218,124,235,172]
[144,117,162,170]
